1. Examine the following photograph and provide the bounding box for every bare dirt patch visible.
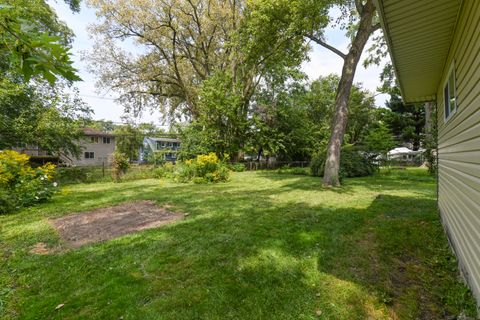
[51,201,183,247]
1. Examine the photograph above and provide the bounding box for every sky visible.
[49,1,390,125]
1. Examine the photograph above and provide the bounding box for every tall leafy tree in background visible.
[307,0,381,186]
[249,73,382,161]
[384,92,425,151]
[86,0,306,121]
[244,0,382,185]
[86,0,331,158]
[114,122,144,161]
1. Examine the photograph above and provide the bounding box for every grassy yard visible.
[0,169,477,319]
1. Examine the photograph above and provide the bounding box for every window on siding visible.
[84,152,95,159]
[103,137,111,144]
[444,63,457,120]
[90,137,98,143]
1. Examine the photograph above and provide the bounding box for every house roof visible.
[388,147,425,155]
[82,128,115,137]
[145,137,180,143]
[374,0,462,103]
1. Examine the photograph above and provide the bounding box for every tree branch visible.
[371,23,381,32]
[307,35,346,60]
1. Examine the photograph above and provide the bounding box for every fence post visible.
[102,161,105,177]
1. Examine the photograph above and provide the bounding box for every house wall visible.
[436,0,480,303]
[71,136,116,166]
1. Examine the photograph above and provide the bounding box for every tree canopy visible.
[0,0,81,84]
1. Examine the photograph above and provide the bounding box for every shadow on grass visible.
[257,170,436,197]
[1,172,475,320]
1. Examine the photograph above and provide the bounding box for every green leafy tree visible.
[0,82,92,159]
[364,122,395,159]
[249,74,380,162]
[385,92,425,151]
[114,123,144,161]
[245,0,382,185]
[0,0,81,84]
[87,119,116,133]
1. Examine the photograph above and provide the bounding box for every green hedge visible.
[310,147,377,181]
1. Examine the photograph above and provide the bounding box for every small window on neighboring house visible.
[84,152,95,159]
[444,63,457,121]
[103,137,111,144]
[90,137,99,143]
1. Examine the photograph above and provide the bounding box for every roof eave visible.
[373,0,443,104]
[373,0,409,101]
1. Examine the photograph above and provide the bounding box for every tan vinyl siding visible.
[71,136,116,166]
[437,0,480,302]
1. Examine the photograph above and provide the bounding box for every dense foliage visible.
[0,0,91,160]
[310,146,377,181]
[111,152,130,182]
[0,150,57,213]
[178,74,384,163]
[154,153,230,183]
[0,83,92,158]
[0,0,80,84]
[384,92,426,150]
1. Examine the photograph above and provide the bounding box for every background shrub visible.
[111,152,130,182]
[227,163,246,172]
[310,146,377,181]
[172,153,230,183]
[0,150,57,213]
[276,166,310,176]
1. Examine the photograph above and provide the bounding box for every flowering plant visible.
[172,153,230,183]
[0,150,58,213]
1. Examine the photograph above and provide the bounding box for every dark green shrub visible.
[56,166,92,183]
[310,147,377,180]
[0,188,14,214]
[112,152,130,182]
[227,163,246,172]
[152,163,175,179]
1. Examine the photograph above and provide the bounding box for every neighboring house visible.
[387,147,425,164]
[67,128,116,166]
[375,0,480,304]
[139,137,181,163]
[11,128,115,166]
[11,145,59,164]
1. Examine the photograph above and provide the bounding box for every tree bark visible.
[322,0,378,187]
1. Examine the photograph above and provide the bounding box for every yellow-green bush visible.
[0,150,57,213]
[172,153,230,183]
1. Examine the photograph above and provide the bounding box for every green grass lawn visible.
[0,169,477,319]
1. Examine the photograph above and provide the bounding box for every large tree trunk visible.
[322,0,378,187]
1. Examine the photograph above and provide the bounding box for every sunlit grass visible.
[0,168,477,319]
